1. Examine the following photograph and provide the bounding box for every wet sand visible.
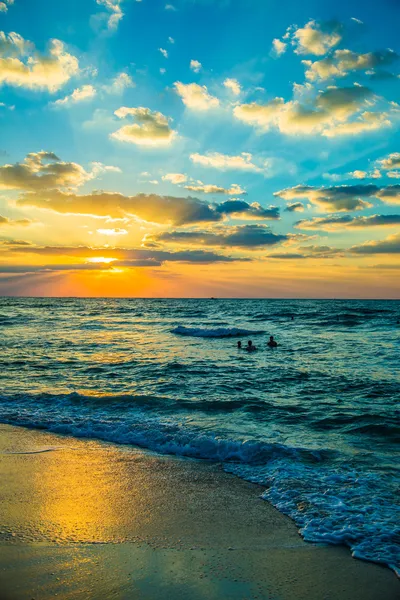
[0,424,398,600]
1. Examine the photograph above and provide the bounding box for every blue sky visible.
[0,0,399,296]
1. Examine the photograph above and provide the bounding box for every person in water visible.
[246,340,257,351]
[237,341,242,349]
[267,335,278,348]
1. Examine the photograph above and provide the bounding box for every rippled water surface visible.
[0,298,399,573]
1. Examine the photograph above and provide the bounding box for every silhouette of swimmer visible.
[267,335,278,348]
[246,340,257,352]
[237,341,242,349]
[291,315,294,321]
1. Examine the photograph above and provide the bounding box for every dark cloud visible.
[275,183,379,211]
[17,189,222,225]
[17,189,280,225]
[284,202,304,213]
[215,200,280,220]
[145,224,287,248]
[376,185,400,206]
[0,244,247,264]
[295,214,400,230]
[267,253,307,259]
[0,152,89,191]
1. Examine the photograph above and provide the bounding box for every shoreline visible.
[0,423,398,600]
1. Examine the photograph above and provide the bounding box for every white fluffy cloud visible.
[234,85,394,137]
[0,32,79,92]
[174,82,219,110]
[190,60,202,73]
[111,107,177,146]
[292,20,342,56]
[0,0,13,14]
[190,152,262,173]
[162,173,187,184]
[271,39,287,57]
[53,85,96,107]
[377,152,400,170]
[159,48,168,58]
[223,78,241,95]
[103,72,134,94]
[303,49,398,81]
[184,182,246,195]
[95,0,126,31]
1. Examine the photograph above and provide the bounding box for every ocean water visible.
[0,297,399,574]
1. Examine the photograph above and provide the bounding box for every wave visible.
[0,394,330,465]
[227,461,400,577]
[171,325,265,338]
[0,391,398,575]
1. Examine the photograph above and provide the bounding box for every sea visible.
[0,297,399,575]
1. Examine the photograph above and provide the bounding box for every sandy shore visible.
[0,424,398,600]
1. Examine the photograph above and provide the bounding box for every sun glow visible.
[87,257,118,264]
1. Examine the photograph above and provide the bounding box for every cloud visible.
[326,168,382,181]
[0,263,123,274]
[0,214,32,227]
[377,152,400,170]
[190,151,262,172]
[159,48,168,58]
[1,243,246,265]
[323,111,392,137]
[103,72,134,94]
[165,4,176,10]
[215,200,280,220]
[303,49,398,81]
[16,189,222,225]
[223,78,241,95]
[190,60,202,73]
[295,214,400,231]
[0,151,91,191]
[0,32,79,92]
[376,185,400,205]
[17,189,279,225]
[285,202,304,212]
[274,184,377,212]
[95,0,126,31]
[292,20,343,56]
[267,245,341,259]
[351,233,400,254]
[0,0,13,14]
[184,182,246,195]
[111,106,177,146]
[90,162,122,176]
[174,82,219,110]
[233,85,391,137]
[162,173,187,184]
[145,224,286,249]
[271,39,287,57]
[53,85,96,107]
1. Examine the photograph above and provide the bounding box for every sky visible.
[0,0,399,297]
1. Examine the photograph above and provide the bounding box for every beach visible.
[0,423,398,600]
